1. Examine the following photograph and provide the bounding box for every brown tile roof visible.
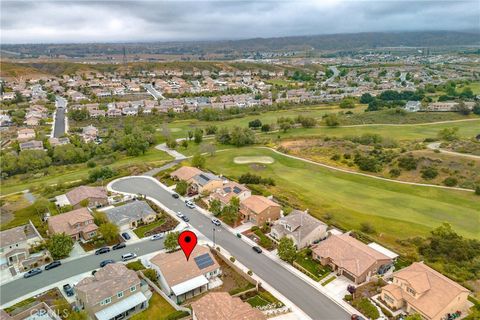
[0,226,27,248]
[192,292,266,320]
[240,195,280,214]
[388,262,470,319]
[65,186,107,206]
[312,233,391,278]
[76,263,141,306]
[150,245,219,287]
[47,207,98,237]
[170,166,203,181]
[210,182,250,205]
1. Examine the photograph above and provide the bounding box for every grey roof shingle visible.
[105,201,156,226]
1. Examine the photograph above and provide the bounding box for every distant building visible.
[104,201,157,231]
[404,101,421,112]
[0,223,42,268]
[240,195,281,226]
[16,128,36,142]
[206,181,251,207]
[56,186,108,209]
[47,207,98,241]
[191,292,266,320]
[19,140,43,151]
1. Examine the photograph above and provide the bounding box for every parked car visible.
[181,215,190,222]
[63,284,74,297]
[121,253,137,262]
[211,218,221,226]
[121,232,131,241]
[171,193,179,199]
[351,315,366,320]
[112,243,126,250]
[150,233,164,241]
[24,268,42,278]
[44,260,62,270]
[185,200,195,209]
[252,246,263,254]
[176,211,185,218]
[100,259,115,268]
[95,247,110,255]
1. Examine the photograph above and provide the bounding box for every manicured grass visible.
[321,276,337,286]
[125,260,146,271]
[294,249,332,281]
[133,218,166,238]
[202,148,480,252]
[246,295,270,307]
[130,293,177,320]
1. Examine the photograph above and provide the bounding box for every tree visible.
[421,166,438,180]
[191,153,206,168]
[248,119,262,129]
[181,139,189,149]
[164,231,180,252]
[17,150,52,172]
[261,124,271,132]
[324,114,339,127]
[200,143,216,156]
[404,315,422,320]
[277,237,297,263]
[216,127,231,144]
[209,199,222,216]
[88,167,116,182]
[93,211,109,225]
[473,102,480,115]
[47,233,74,259]
[205,125,218,135]
[99,222,119,243]
[230,127,255,147]
[187,130,194,141]
[437,127,459,141]
[455,101,471,115]
[79,199,90,208]
[194,128,203,144]
[166,138,177,149]
[221,197,240,225]
[340,98,356,109]
[476,185,480,195]
[175,180,188,196]
[359,93,374,104]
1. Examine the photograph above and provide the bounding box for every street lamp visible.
[213,227,216,246]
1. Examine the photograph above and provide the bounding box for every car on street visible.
[181,215,190,222]
[100,259,115,268]
[95,247,111,255]
[176,212,185,218]
[44,260,62,270]
[150,233,164,241]
[112,242,126,250]
[121,253,137,261]
[24,268,42,278]
[252,246,263,254]
[211,218,221,226]
[121,232,131,240]
[63,284,74,297]
[185,200,195,209]
[171,193,179,199]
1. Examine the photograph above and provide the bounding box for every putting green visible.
[233,156,275,164]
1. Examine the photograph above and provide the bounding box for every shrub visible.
[389,168,401,178]
[344,294,353,302]
[330,154,341,161]
[352,298,380,319]
[442,177,458,187]
[421,166,439,180]
[398,155,418,170]
[475,185,480,195]
[360,222,376,234]
[142,268,157,283]
[247,270,253,276]
[230,256,236,262]
[126,260,146,271]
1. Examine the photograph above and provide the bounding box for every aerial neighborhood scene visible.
[0,1,479,320]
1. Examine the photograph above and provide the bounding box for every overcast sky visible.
[1,0,479,44]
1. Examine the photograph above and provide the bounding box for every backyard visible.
[130,293,180,320]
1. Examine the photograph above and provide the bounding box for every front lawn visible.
[133,218,165,238]
[294,249,332,281]
[351,298,380,320]
[246,295,269,307]
[130,293,178,320]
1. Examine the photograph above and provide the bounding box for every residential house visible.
[149,245,222,303]
[17,128,35,142]
[191,292,266,320]
[104,201,157,231]
[380,262,470,320]
[311,233,393,284]
[48,137,70,147]
[404,101,421,112]
[189,173,223,195]
[170,166,203,182]
[426,101,475,112]
[82,125,98,143]
[0,222,42,267]
[76,263,151,320]
[60,186,108,209]
[47,207,98,241]
[206,181,251,207]
[240,195,281,226]
[270,210,328,249]
[19,140,44,151]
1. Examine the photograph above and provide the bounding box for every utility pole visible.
[213,227,216,246]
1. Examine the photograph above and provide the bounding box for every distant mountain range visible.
[2,30,479,58]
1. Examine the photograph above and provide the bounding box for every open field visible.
[202,148,480,251]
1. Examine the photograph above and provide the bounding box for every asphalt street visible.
[53,96,67,138]
[110,177,350,320]
[0,239,164,305]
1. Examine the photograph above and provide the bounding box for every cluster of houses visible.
[404,100,476,112]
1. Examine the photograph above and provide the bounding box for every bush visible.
[230,256,236,262]
[421,166,439,180]
[398,155,418,171]
[142,268,157,283]
[344,294,353,302]
[126,260,146,271]
[389,168,401,178]
[475,185,480,195]
[360,222,376,234]
[247,270,253,276]
[352,298,380,319]
[442,177,458,187]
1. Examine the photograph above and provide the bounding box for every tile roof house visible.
[207,182,251,207]
[47,208,98,241]
[189,172,223,195]
[82,125,98,142]
[149,245,221,303]
[19,140,44,151]
[16,128,36,142]
[270,210,328,249]
[170,166,203,182]
[312,233,393,284]
[240,195,281,226]
[191,292,266,320]
[76,263,151,320]
[380,262,470,320]
[0,223,42,267]
[104,201,157,231]
[64,186,108,209]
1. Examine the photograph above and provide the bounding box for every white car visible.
[150,233,164,241]
[121,253,137,261]
[185,200,195,209]
[176,211,185,218]
[211,218,221,226]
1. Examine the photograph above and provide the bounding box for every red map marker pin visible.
[178,230,197,261]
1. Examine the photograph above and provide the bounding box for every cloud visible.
[0,0,478,43]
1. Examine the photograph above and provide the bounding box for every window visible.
[130,286,136,292]
[117,291,124,298]
[101,297,112,306]
[406,287,415,295]
[384,294,394,303]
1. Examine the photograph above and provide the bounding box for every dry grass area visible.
[233,156,275,164]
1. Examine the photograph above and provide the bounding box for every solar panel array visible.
[194,253,214,269]
[233,186,242,194]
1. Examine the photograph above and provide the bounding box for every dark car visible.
[95,247,110,255]
[172,193,179,199]
[252,246,263,254]
[100,259,115,268]
[181,215,190,222]
[44,260,62,270]
[121,232,131,241]
[112,242,126,250]
[24,268,42,278]
[63,284,74,297]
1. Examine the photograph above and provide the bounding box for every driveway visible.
[70,242,86,258]
[323,275,354,301]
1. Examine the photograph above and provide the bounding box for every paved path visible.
[427,142,480,160]
[52,96,67,138]
[110,177,350,320]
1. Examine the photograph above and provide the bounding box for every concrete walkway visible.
[427,142,480,160]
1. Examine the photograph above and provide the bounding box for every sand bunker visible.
[233,156,275,164]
